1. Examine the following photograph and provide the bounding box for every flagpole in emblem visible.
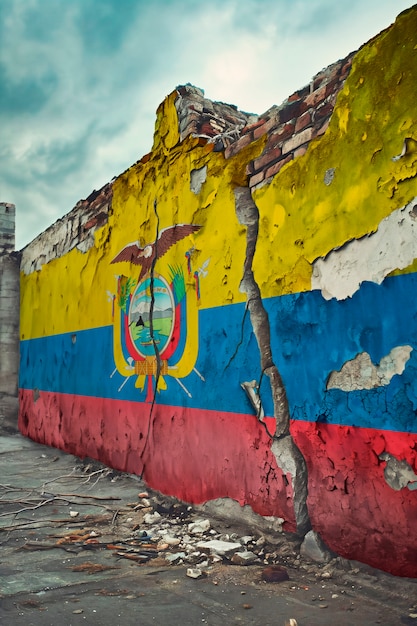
[109,221,205,402]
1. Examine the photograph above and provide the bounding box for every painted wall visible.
[19,6,417,577]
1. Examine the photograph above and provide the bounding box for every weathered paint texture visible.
[19,6,417,577]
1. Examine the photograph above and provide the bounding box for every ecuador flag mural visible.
[19,7,417,577]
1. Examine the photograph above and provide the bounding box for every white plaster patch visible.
[190,165,207,194]
[327,345,413,391]
[312,196,417,300]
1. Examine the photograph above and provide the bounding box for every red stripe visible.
[18,388,417,576]
[18,389,296,528]
[291,421,417,577]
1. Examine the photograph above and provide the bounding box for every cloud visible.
[0,0,413,249]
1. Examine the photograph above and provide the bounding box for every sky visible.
[1,0,415,250]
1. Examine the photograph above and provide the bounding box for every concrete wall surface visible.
[0,203,19,431]
[19,6,417,577]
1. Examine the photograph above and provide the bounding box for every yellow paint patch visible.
[253,6,417,299]
[21,95,265,340]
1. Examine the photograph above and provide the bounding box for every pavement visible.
[1,433,416,626]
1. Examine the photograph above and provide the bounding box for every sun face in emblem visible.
[128,275,175,358]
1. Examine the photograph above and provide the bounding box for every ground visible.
[1,434,416,626]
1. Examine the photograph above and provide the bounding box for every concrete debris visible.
[240,535,254,545]
[231,550,259,565]
[196,539,242,557]
[188,519,210,534]
[143,511,162,524]
[165,552,187,564]
[186,567,207,579]
[300,530,334,564]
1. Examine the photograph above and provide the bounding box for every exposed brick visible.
[313,62,341,90]
[253,116,278,139]
[279,100,307,124]
[294,146,308,158]
[179,112,199,132]
[314,101,334,123]
[252,145,282,172]
[241,119,265,135]
[224,132,253,159]
[267,123,295,147]
[198,120,217,136]
[315,119,330,137]
[282,127,313,155]
[288,92,300,102]
[181,121,198,138]
[189,102,204,113]
[305,85,327,107]
[249,170,265,187]
[341,58,353,76]
[245,161,255,176]
[295,111,311,133]
[325,77,343,98]
[265,154,293,178]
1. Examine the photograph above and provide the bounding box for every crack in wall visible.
[139,199,162,477]
[234,186,311,535]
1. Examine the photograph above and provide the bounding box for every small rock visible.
[240,536,254,545]
[211,554,223,563]
[261,565,289,583]
[331,593,339,599]
[164,535,181,546]
[73,609,84,614]
[188,519,210,534]
[242,604,252,610]
[144,511,162,524]
[69,511,79,518]
[165,552,186,564]
[197,539,241,557]
[186,567,206,579]
[138,491,149,498]
[231,551,258,566]
[300,531,333,564]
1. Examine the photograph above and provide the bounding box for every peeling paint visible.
[379,452,417,490]
[190,166,207,194]
[327,345,412,391]
[312,197,417,300]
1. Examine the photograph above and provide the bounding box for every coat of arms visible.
[109,223,205,401]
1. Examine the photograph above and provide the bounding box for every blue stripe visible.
[19,272,417,433]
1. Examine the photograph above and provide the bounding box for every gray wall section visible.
[0,202,19,432]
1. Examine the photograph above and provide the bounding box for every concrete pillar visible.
[0,203,20,432]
